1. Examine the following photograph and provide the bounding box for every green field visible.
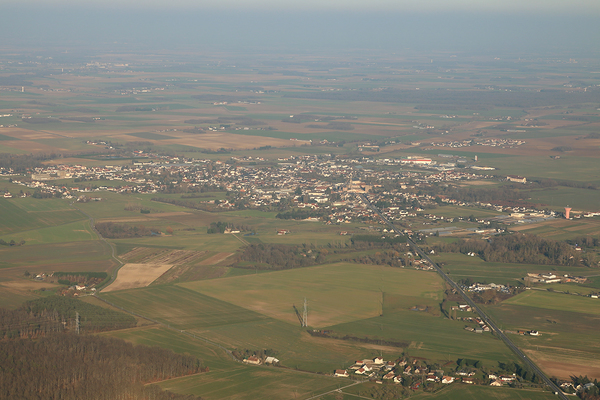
[181,263,443,328]
[435,252,592,286]
[0,219,97,245]
[411,384,557,400]
[503,289,600,316]
[104,326,346,400]
[100,284,381,372]
[0,198,86,235]
[485,156,600,185]
[527,186,600,211]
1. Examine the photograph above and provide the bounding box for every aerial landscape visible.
[1,1,600,399]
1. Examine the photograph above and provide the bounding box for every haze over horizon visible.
[1,2,599,57]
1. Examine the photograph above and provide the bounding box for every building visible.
[507,175,526,183]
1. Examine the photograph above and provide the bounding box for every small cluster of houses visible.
[335,357,403,384]
[463,317,492,334]
[333,357,521,388]
[465,282,511,294]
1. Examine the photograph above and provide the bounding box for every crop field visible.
[408,384,557,400]
[0,241,113,270]
[485,295,600,379]
[503,290,600,316]
[99,266,469,373]
[103,263,175,292]
[100,286,375,371]
[103,326,345,400]
[433,252,592,285]
[527,186,600,212]
[0,219,97,245]
[100,285,271,330]
[327,305,514,368]
[484,155,600,185]
[181,263,443,328]
[512,217,600,241]
[0,198,86,236]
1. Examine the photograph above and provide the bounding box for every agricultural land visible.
[1,48,600,399]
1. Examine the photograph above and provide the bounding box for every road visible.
[357,194,567,399]
[70,202,124,290]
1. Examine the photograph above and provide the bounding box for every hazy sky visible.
[1,1,599,56]
[4,0,600,13]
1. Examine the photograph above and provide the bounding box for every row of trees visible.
[95,222,159,239]
[0,334,205,400]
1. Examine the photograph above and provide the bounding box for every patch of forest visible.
[95,222,160,238]
[234,244,326,270]
[432,233,583,266]
[0,296,137,338]
[235,239,415,270]
[0,333,205,400]
[206,221,249,234]
[54,271,109,287]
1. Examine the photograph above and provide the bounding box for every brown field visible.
[103,263,174,292]
[198,252,233,265]
[168,133,290,150]
[459,180,497,186]
[0,280,60,291]
[1,140,61,152]
[524,349,600,380]
[120,248,206,265]
[1,128,58,140]
[96,216,161,223]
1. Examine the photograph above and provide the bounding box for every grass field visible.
[0,219,97,245]
[486,156,600,185]
[502,289,600,316]
[434,252,593,286]
[485,292,600,379]
[410,384,557,400]
[527,186,600,212]
[181,263,443,328]
[103,326,346,400]
[99,285,378,372]
[0,198,86,236]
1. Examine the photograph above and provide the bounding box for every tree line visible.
[432,233,582,266]
[95,222,159,239]
[0,297,136,339]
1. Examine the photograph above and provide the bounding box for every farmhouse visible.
[243,356,261,365]
[334,370,349,378]
[506,175,526,183]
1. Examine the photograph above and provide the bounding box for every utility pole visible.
[302,298,308,327]
[75,312,80,335]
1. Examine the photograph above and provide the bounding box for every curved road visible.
[357,194,566,399]
[70,202,124,290]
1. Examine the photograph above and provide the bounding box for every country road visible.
[357,193,567,399]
